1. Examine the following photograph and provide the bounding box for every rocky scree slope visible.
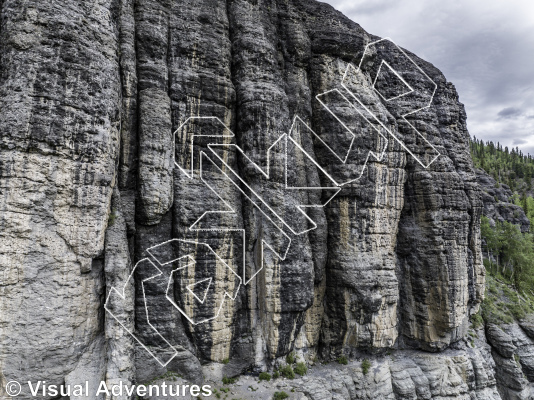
[0,0,530,399]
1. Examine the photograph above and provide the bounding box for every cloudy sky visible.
[322,0,534,155]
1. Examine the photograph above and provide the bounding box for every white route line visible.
[105,36,442,362]
[198,149,292,285]
[341,37,441,169]
[104,258,179,367]
[314,89,389,184]
[153,239,242,326]
[373,60,415,102]
[206,127,340,236]
[165,116,342,288]
[186,277,212,304]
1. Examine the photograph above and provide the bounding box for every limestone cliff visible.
[0,0,532,399]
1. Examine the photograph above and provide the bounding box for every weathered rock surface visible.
[476,168,530,232]
[144,344,502,400]
[487,325,517,358]
[0,0,120,396]
[0,0,529,399]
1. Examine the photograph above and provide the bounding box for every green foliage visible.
[220,388,230,393]
[480,215,534,293]
[337,355,348,365]
[361,359,371,375]
[222,377,236,385]
[470,138,534,191]
[222,358,230,364]
[108,210,117,226]
[472,136,534,225]
[482,274,534,325]
[273,392,289,400]
[280,365,295,379]
[470,313,484,329]
[473,138,534,324]
[523,196,534,227]
[259,372,271,382]
[273,369,280,379]
[142,371,181,386]
[286,351,296,365]
[294,362,307,376]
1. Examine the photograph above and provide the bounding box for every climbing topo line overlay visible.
[105,38,441,365]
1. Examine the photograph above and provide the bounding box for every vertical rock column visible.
[116,0,139,246]
[168,0,244,365]
[117,0,138,192]
[132,0,186,376]
[102,0,138,391]
[228,0,317,361]
[135,0,174,225]
[299,3,406,355]
[395,59,483,351]
[275,1,325,358]
[104,189,135,398]
[0,0,121,394]
[311,58,406,354]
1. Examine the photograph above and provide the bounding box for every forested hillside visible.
[472,137,534,323]
[471,137,534,217]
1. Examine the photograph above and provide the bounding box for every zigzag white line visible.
[145,240,242,325]
[314,89,389,184]
[341,37,441,169]
[373,60,415,102]
[104,258,179,367]
[106,36,443,351]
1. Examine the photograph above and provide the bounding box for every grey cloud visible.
[498,107,523,119]
[322,0,534,155]
[325,0,398,15]
[513,138,528,145]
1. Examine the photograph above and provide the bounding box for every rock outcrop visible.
[0,0,530,399]
[476,168,530,232]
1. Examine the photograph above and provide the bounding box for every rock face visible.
[476,168,530,232]
[0,0,120,395]
[0,0,529,399]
